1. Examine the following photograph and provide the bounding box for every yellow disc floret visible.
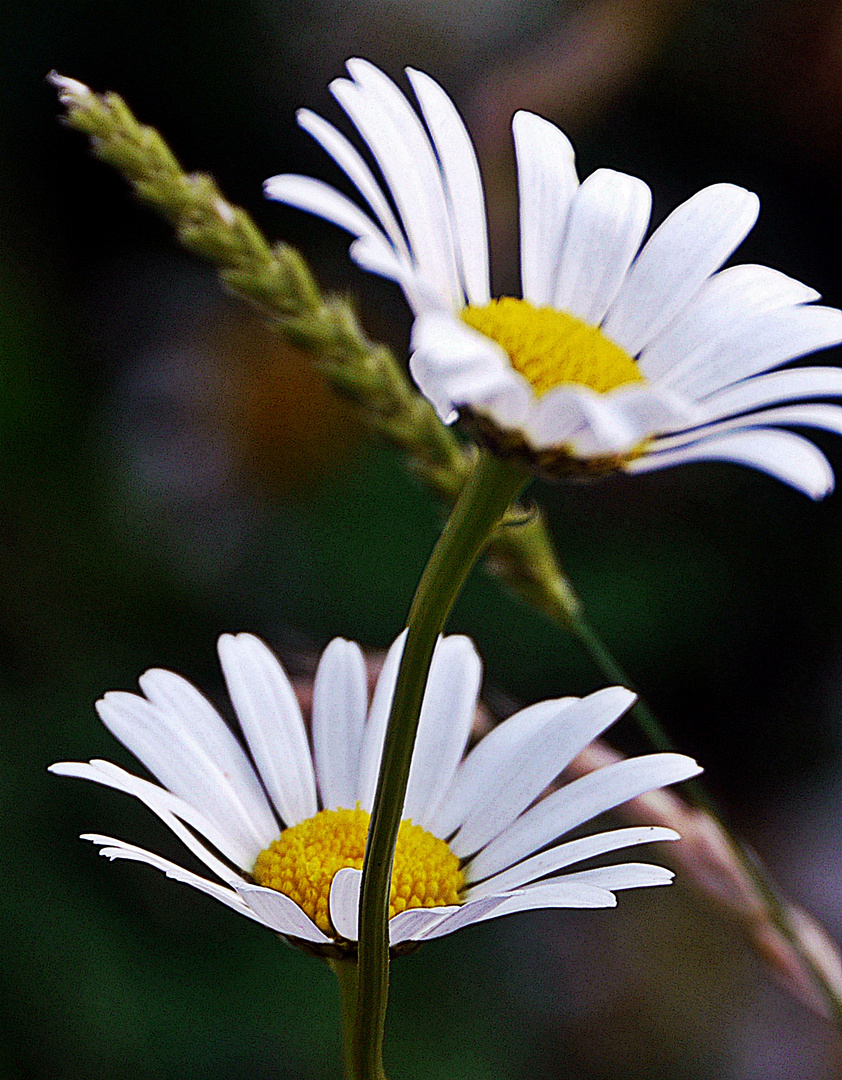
[462,297,644,397]
[252,806,464,937]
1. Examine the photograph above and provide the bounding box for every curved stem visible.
[568,604,842,1028]
[352,452,527,1080]
[330,958,365,1080]
[567,607,717,814]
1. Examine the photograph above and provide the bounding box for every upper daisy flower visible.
[52,632,700,953]
[266,58,842,496]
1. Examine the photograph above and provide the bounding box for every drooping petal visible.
[51,759,258,872]
[603,183,760,356]
[402,636,482,828]
[233,883,331,943]
[466,825,679,896]
[628,427,835,499]
[96,674,277,858]
[553,168,651,326]
[467,753,701,883]
[327,870,475,946]
[513,110,579,306]
[312,638,368,811]
[264,174,390,254]
[451,686,636,858]
[406,67,490,305]
[601,382,701,439]
[82,834,264,923]
[217,633,318,826]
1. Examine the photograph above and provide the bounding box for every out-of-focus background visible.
[5,0,842,1076]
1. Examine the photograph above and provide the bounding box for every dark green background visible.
[3,0,842,1076]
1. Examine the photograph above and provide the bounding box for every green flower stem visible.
[565,606,714,805]
[353,451,527,1080]
[330,957,362,1080]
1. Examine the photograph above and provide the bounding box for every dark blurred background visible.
[5,0,842,1076]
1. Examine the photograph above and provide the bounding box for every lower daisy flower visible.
[266,59,842,495]
[51,632,700,952]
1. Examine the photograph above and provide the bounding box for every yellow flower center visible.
[252,806,464,937]
[462,297,644,397]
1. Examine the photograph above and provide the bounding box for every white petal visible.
[603,183,760,356]
[329,872,470,948]
[628,428,835,499]
[603,382,700,437]
[389,905,460,946]
[554,863,675,890]
[421,884,615,936]
[523,382,694,452]
[451,686,636,858]
[329,866,362,941]
[51,759,257,872]
[403,636,482,828]
[410,311,514,382]
[357,630,407,811]
[217,634,318,826]
[413,894,512,940]
[334,60,462,307]
[653,403,842,450]
[296,108,411,261]
[640,264,822,382]
[409,312,524,423]
[662,304,842,399]
[698,366,842,422]
[408,349,462,424]
[405,68,490,305]
[465,881,618,923]
[553,169,651,326]
[429,697,579,839]
[264,174,387,251]
[233,883,330,943]
[82,834,264,923]
[346,235,418,294]
[512,111,579,306]
[467,753,701,883]
[265,177,423,316]
[519,385,593,446]
[97,675,277,857]
[472,378,534,431]
[312,638,368,811]
[466,825,679,897]
[524,386,640,455]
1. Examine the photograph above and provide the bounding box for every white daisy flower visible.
[266,58,842,497]
[52,632,700,953]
